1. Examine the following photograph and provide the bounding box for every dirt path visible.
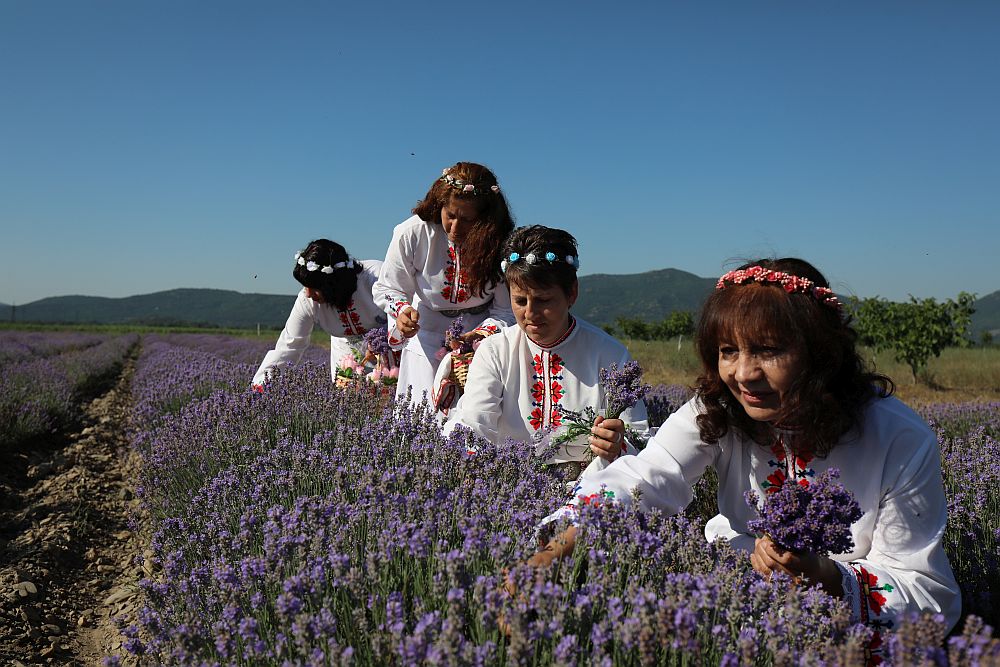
[1,357,145,666]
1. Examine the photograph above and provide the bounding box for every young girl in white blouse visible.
[252,239,385,388]
[445,225,648,478]
[373,162,516,402]
[528,258,961,650]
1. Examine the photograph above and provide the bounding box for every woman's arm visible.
[372,224,420,320]
[251,292,317,386]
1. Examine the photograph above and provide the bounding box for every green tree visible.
[850,292,976,382]
[616,317,653,340]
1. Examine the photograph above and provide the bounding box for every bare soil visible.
[1,359,144,666]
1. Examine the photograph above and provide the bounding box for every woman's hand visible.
[397,307,420,338]
[750,535,844,597]
[454,330,485,350]
[589,415,625,462]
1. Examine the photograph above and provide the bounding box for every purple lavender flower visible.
[600,360,651,419]
[363,326,392,362]
[745,468,862,554]
[442,316,473,353]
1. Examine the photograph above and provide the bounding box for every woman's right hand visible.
[397,306,420,338]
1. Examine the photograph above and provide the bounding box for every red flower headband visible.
[716,266,842,311]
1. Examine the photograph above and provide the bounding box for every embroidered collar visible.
[527,315,576,349]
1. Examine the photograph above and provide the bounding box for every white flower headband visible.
[500,251,580,272]
[294,252,357,275]
[440,169,501,196]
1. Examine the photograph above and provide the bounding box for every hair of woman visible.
[500,225,579,296]
[412,162,515,297]
[292,239,362,311]
[694,257,894,456]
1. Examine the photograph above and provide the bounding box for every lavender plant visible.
[116,336,999,665]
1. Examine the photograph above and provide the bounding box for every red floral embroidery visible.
[442,245,469,304]
[858,567,892,615]
[337,300,366,335]
[761,435,814,493]
[527,352,565,430]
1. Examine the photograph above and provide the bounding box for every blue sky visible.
[2,1,998,306]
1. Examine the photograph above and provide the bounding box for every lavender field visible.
[4,331,1000,665]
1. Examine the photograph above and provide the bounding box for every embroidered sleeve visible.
[473,324,501,337]
[372,224,419,319]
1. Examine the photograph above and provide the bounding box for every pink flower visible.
[338,354,356,369]
[387,367,399,379]
[462,184,474,192]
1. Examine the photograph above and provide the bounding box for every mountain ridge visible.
[2,273,998,335]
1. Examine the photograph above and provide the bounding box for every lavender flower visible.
[363,326,391,362]
[552,361,649,448]
[443,316,473,354]
[600,360,651,419]
[745,468,863,554]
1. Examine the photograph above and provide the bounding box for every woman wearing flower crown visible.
[251,239,386,388]
[443,225,649,479]
[527,258,961,647]
[373,162,516,402]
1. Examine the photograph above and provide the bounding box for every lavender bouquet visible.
[745,468,863,555]
[362,326,398,386]
[551,360,650,449]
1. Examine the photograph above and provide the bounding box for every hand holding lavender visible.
[552,361,650,450]
[745,468,863,555]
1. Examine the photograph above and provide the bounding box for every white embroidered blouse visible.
[445,316,649,462]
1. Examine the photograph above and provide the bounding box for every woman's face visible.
[718,335,803,423]
[440,197,480,245]
[509,280,578,346]
[304,287,326,304]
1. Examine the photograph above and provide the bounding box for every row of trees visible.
[610,293,979,383]
[608,311,694,342]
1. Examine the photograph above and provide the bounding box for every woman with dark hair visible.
[528,258,961,649]
[373,162,516,402]
[251,239,385,388]
[444,225,648,479]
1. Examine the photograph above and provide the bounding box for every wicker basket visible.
[448,351,475,389]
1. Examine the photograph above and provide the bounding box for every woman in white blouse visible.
[445,225,648,479]
[372,162,516,403]
[252,239,384,388]
[530,258,961,650]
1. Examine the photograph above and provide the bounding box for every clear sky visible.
[2,0,998,306]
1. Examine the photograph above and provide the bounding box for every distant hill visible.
[971,289,1000,337]
[0,289,296,329]
[1,279,998,337]
[575,269,716,326]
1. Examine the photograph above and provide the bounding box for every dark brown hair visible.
[292,239,363,311]
[694,258,893,456]
[501,225,579,297]
[412,162,515,297]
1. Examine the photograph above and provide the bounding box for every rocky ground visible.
[1,359,147,666]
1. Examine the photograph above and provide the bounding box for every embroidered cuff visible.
[473,324,501,337]
[840,561,862,624]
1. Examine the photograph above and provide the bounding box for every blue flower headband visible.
[500,251,580,272]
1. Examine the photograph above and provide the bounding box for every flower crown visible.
[440,169,501,196]
[716,266,842,310]
[294,252,357,274]
[501,251,580,272]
